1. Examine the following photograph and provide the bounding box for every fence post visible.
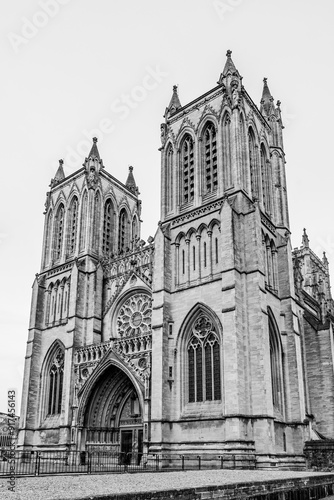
[155,454,159,471]
[220,455,223,469]
[198,455,201,470]
[182,455,184,471]
[87,452,91,474]
[34,452,41,476]
[233,454,236,469]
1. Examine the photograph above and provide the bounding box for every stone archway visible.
[80,364,144,463]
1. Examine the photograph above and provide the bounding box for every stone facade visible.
[18,52,334,468]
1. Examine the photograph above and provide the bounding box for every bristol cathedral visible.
[18,51,334,468]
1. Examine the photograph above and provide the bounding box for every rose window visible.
[117,294,152,337]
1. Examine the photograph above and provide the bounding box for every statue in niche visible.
[87,166,98,189]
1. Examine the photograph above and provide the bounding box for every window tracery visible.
[47,347,64,415]
[117,293,152,337]
[187,315,221,403]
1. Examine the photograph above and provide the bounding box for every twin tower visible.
[18,51,334,468]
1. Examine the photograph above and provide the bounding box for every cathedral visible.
[18,51,334,468]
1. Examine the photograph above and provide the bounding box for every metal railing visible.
[0,450,256,477]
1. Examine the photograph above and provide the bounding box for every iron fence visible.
[0,450,256,477]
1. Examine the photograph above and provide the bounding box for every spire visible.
[260,78,275,116]
[88,137,100,160]
[165,85,182,118]
[218,49,240,83]
[126,166,138,195]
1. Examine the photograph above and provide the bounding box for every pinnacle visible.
[126,165,138,194]
[165,85,182,116]
[88,137,100,160]
[218,49,240,83]
[260,77,275,116]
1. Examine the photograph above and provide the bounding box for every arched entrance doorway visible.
[81,364,144,464]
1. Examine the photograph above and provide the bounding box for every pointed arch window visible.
[222,113,232,189]
[103,199,113,253]
[79,191,88,251]
[268,310,284,414]
[43,210,53,267]
[68,197,78,255]
[248,129,259,200]
[93,192,101,252]
[166,145,173,211]
[187,315,221,403]
[54,204,65,261]
[181,135,194,204]
[261,145,269,213]
[132,216,139,244]
[203,122,217,193]
[47,347,64,415]
[118,208,128,253]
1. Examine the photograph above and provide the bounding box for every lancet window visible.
[203,122,217,193]
[181,135,194,204]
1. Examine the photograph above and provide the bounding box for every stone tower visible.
[18,52,334,468]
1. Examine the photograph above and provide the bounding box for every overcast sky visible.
[1,0,333,414]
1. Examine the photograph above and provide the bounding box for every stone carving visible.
[117,293,152,337]
[86,167,99,190]
[160,123,167,145]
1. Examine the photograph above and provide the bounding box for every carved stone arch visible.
[186,226,197,240]
[260,138,270,157]
[220,107,231,126]
[196,114,219,137]
[248,122,260,146]
[197,104,220,130]
[68,182,80,203]
[164,139,175,153]
[208,218,221,232]
[175,231,186,245]
[219,100,232,121]
[118,196,131,215]
[197,222,208,236]
[53,195,66,215]
[103,188,117,208]
[176,117,196,140]
[271,149,282,159]
[67,191,79,208]
[176,126,196,149]
[77,357,145,427]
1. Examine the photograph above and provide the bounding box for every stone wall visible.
[305,440,334,471]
